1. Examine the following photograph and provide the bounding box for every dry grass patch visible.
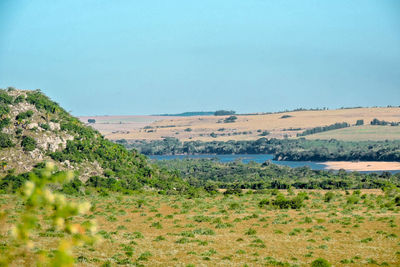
[1,190,399,266]
[96,107,400,141]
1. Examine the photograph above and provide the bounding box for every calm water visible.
[149,154,400,174]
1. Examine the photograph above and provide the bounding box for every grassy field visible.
[1,189,399,266]
[305,125,400,141]
[78,115,177,135]
[86,107,400,142]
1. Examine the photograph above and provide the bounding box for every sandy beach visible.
[322,161,400,171]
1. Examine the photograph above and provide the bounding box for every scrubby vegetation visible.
[154,158,400,190]
[1,182,399,265]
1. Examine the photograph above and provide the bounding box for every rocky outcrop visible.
[0,89,104,179]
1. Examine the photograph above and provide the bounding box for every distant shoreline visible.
[322,161,400,171]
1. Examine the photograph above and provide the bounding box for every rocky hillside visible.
[0,88,183,192]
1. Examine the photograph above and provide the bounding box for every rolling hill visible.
[304,125,400,141]
[82,107,400,142]
[0,88,184,192]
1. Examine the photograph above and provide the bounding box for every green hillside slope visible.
[0,88,185,193]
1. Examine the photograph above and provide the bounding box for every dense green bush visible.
[16,110,33,121]
[21,136,37,151]
[273,194,291,209]
[61,177,83,195]
[40,123,50,131]
[0,172,30,193]
[0,133,14,148]
[395,196,400,206]
[258,198,270,207]
[0,118,11,130]
[272,194,304,209]
[324,191,334,202]
[346,195,360,205]
[0,90,13,104]
[0,104,10,117]
[13,95,25,104]
[223,188,242,195]
[311,258,331,267]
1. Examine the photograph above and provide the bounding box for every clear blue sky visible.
[0,0,399,115]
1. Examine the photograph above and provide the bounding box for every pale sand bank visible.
[322,161,400,171]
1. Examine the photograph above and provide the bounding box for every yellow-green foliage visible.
[0,162,98,267]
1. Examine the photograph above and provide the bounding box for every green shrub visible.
[14,95,25,104]
[0,104,10,116]
[0,172,30,192]
[346,195,360,205]
[324,191,334,202]
[272,194,305,209]
[394,196,400,206]
[0,118,11,130]
[311,258,331,267]
[0,90,13,104]
[245,228,257,235]
[16,110,33,121]
[273,194,291,209]
[291,195,305,209]
[61,178,83,195]
[193,228,215,235]
[224,188,242,195]
[21,136,37,151]
[40,123,50,131]
[258,198,270,207]
[0,133,14,148]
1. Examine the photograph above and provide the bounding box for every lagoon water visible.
[149,154,400,174]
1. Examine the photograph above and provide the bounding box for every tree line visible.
[121,137,400,161]
[296,122,350,137]
[154,158,400,190]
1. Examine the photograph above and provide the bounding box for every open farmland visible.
[85,107,400,142]
[304,125,400,141]
[1,189,399,266]
[78,115,177,136]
